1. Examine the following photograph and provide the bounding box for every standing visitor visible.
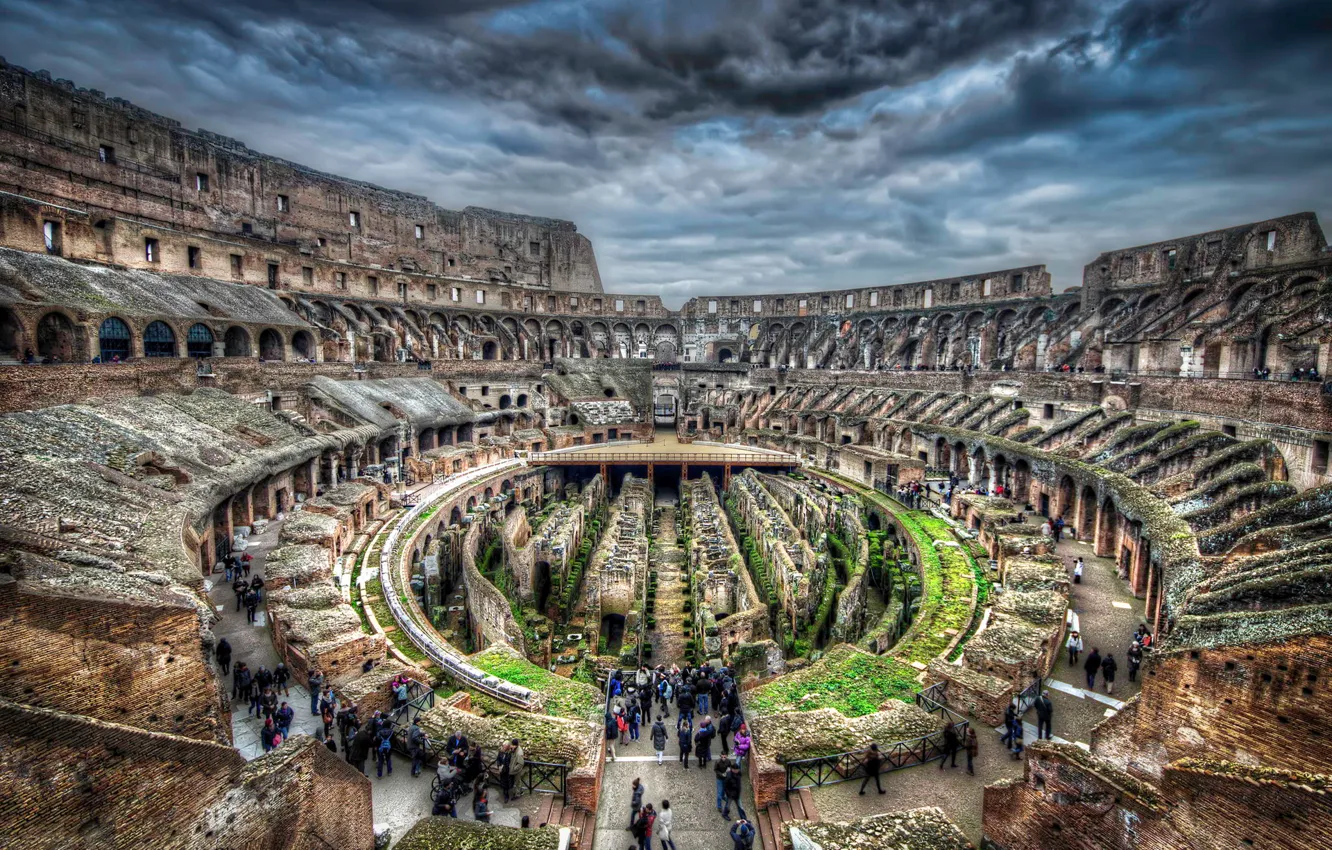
[858,743,884,795]
[732,723,751,761]
[408,719,428,778]
[1034,690,1054,740]
[713,756,728,813]
[308,669,325,716]
[375,723,394,778]
[939,723,960,769]
[629,777,645,829]
[652,717,668,765]
[730,818,755,850]
[1102,653,1118,694]
[657,800,676,850]
[605,711,619,762]
[1127,641,1143,682]
[215,638,231,675]
[722,760,746,820]
[964,727,979,775]
[677,720,692,769]
[1066,630,1083,664]
[1084,648,1101,691]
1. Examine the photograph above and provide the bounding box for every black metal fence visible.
[783,682,970,793]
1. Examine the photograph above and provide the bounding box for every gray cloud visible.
[0,0,1328,300]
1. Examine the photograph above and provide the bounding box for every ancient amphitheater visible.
[1,58,1330,850]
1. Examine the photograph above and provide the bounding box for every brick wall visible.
[0,577,225,743]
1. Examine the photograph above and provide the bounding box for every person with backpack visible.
[730,818,756,850]
[694,717,714,767]
[676,688,694,731]
[375,723,394,778]
[628,701,642,742]
[652,717,668,765]
[275,701,294,741]
[1128,641,1143,682]
[628,777,646,829]
[273,661,290,697]
[658,678,673,718]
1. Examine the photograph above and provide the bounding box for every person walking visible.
[732,723,751,762]
[713,755,729,813]
[676,688,694,731]
[1073,557,1084,584]
[1035,690,1054,740]
[1127,641,1143,682]
[275,701,294,741]
[1053,515,1065,543]
[473,785,491,823]
[1102,653,1118,695]
[939,723,960,769]
[605,711,619,762]
[628,700,642,742]
[629,777,645,829]
[964,727,979,775]
[215,638,231,675]
[375,723,394,778]
[1000,702,1019,751]
[273,661,290,697]
[350,724,373,775]
[652,717,668,765]
[630,807,651,850]
[244,588,260,623]
[677,720,693,769]
[657,799,676,850]
[695,717,714,768]
[1084,648,1101,691]
[308,669,325,716]
[722,761,746,820]
[858,743,884,795]
[233,576,248,612]
[1066,630,1083,665]
[464,744,484,786]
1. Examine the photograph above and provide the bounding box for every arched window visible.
[98,317,131,361]
[259,329,284,361]
[224,326,251,357]
[143,321,177,357]
[187,323,214,358]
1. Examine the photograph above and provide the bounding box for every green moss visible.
[469,645,602,720]
[746,644,920,717]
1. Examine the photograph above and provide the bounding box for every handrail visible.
[377,458,536,708]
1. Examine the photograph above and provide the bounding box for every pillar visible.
[307,458,318,501]
[242,486,255,526]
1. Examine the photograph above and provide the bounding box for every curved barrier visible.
[377,458,536,708]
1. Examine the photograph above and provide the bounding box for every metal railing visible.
[1014,676,1044,716]
[784,682,969,792]
[528,451,798,465]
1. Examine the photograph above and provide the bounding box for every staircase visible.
[757,787,820,850]
[534,796,596,850]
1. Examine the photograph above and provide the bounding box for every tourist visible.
[858,743,884,795]
[1073,557,1084,583]
[408,719,428,778]
[447,729,469,767]
[628,700,642,742]
[676,686,695,730]
[658,677,673,717]
[717,711,733,755]
[1009,723,1025,760]
[657,800,676,850]
[652,717,668,765]
[606,711,620,762]
[1066,630,1083,665]
[617,706,629,745]
[730,818,756,850]
[215,637,231,675]
[465,744,484,785]
[233,575,248,611]
[1035,690,1053,740]
[722,760,746,820]
[393,676,410,711]
[1040,518,1053,538]
[732,723,751,761]
[1127,641,1143,682]
[273,661,290,697]
[713,754,729,813]
[939,722,961,769]
[629,777,645,829]
[473,785,491,823]
[1102,653,1118,694]
[639,681,654,725]
[1084,648,1102,691]
[677,720,692,768]
[630,805,651,850]
[276,701,294,740]
[1000,702,1018,750]
[695,716,715,767]
[261,717,279,753]
[510,738,525,798]
[308,669,325,715]
[964,727,979,775]
[375,722,394,778]
[350,724,373,775]
[1053,515,1066,542]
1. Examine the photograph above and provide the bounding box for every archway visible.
[535,561,553,615]
[291,330,315,361]
[187,323,214,358]
[0,308,23,358]
[224,326,252,357]
[1078,485,1098,541]
[717,347,733,363]
[143,321,176,358]
[36,312,76,362]
[517,393,529,407]
[98,317,132,361]
[482,340,499,360]
[259,329,285,361]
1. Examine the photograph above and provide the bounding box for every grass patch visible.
[468,645,602,720]
[745,644,920,717]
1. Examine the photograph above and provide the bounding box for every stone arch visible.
[186,323,215,359]
[224,326,252,357]
[259,328,285,361]
[143,320,177,358]
[1096,496,1119,559]
[291,329,316,360]
[0,307,24,358]
[1078,485,1098,540]
[98,316,132,361]
[482,340,499,360]
[36,311,77,361]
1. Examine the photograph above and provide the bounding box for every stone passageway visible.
[646,495,689,666]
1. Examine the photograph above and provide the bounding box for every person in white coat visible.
[656,799,676,850]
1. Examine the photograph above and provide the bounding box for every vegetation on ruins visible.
[468,645,602,720]
[745,644,920,716]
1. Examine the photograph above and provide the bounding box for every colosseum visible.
[0,37,1330,850]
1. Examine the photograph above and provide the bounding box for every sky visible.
[1,0,1329,304]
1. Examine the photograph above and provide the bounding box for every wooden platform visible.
[758,788,820,850]
[535,795,596,850]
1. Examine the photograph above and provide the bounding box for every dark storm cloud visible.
[0,0,1328,300]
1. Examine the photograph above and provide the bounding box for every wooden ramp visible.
[535,795,596,850]
[758,787,820,850]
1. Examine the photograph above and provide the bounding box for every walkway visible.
[206,519,324,759]
[645,496,688,666]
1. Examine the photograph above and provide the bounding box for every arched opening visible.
[143,321,176,357]
[1096,498,1120,559]
[482,340,499,360]
[1078,485,1098,541]
[224,326,252,357]
[450,506,463,526]
[259,329,285,361]
[98,317,132,361]
[291,330,315,361]
[187,323,214,358]
[600,613,626,656]
[1056,475,1075,519]
[717,347,733,363]
[36,312,76,362]
[0,307,23,358]
[517,393,529,407]
[499,394,512,410]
